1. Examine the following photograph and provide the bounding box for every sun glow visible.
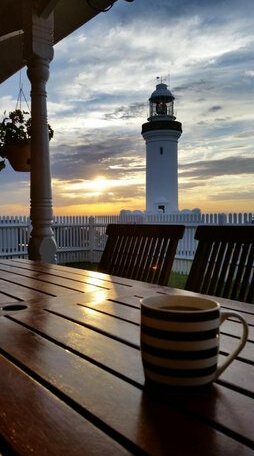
[59,176,110,195]
[51,175,146,215]
[89,176,108,192]
[56,175,144,197]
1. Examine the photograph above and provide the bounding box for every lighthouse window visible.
[160,147,163,155]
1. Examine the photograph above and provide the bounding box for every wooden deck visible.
[0,259,253,455]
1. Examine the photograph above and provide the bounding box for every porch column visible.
[24,5,57,262]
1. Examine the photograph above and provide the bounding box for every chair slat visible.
[246,268,254,304]
[132,236,148,281]
[124,235,140,279]
[239,244,254,302]
[216,242,235,297]
[205,241,221,295]
[151,237,166,284]
[231,243,249,300]
[145,237,160,283]
[185,241,213,292]
[223,242,241,299]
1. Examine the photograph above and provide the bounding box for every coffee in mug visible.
[140,294,248,389]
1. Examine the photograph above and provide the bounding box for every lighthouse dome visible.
[150,83,174,102]
[148,82,175,121]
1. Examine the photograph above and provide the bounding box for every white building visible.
[142,81,182,214]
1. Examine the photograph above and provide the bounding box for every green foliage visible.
[0,109,54,160]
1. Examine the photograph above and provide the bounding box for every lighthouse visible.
[141,81,182,214]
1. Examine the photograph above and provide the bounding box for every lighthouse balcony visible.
[142,120,182,134]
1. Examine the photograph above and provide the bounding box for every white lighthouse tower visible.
[141,81,182,214]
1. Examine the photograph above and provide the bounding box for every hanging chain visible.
[15,81,31,113]
[14,30,30,113]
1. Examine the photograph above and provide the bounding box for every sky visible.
[0,0,254,216]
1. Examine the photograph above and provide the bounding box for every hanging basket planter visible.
[0,109,54,173]
[3,142,31,172]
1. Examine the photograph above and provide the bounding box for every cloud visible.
[179,156,254,179]
[1,0,254,215]
[209,190,254,201]
[104,102,146,120]
[174,80,214,94]
[51,132,145,181]
[209,105,222,112]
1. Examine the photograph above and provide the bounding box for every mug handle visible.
[216,311,249,378]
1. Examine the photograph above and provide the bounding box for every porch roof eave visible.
[0,0,115,84]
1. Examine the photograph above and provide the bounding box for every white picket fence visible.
[0,212,253,274]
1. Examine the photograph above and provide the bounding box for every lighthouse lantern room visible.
[148,82,175,120]
[142,81,182,214]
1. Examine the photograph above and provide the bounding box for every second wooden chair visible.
[185,225,254,303]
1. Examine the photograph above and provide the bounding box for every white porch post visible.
[24,4,57,262]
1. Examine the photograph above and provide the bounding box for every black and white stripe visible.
[140,294,221,388]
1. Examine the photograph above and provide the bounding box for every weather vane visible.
[156,76,166,84]
[156,74,171,86]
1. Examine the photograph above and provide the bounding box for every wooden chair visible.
[185,225,254,303]
[98,224,185,285]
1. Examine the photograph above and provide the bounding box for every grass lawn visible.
[168,271,187,289]
[64,262,188,289]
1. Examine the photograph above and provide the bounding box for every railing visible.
[0,212,253,274]
[0,216,30,259]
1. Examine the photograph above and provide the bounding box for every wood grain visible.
[0,319,253,455]
[0,354,131,456]
[0,260,253,455]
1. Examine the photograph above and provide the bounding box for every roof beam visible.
[37,0,60,18]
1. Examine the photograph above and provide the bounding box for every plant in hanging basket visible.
[0,109,54,172]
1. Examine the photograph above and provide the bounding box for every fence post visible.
[218,213,227,225]
[88,216,95,263]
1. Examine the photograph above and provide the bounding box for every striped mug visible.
[140,294,248,389]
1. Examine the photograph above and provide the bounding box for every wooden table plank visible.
[45,296,253,351]
[0,268,101,297]
[74,293,141,324]
[3,260,254,313]
[218,354,254,394]
[0,318,253,455]
[221,319,254,342]
[0,292,20,305]
[220,334,254,364]
[47,301,141,347]
[0,258,134,286]
[0,262,132,295]
[10,306,254,396]
[9,308,145,386]
[0,354,132,456]
[0,277,57,300]
[10,290,254,360]
[69,290,254,328]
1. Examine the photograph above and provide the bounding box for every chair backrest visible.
[185,225,254,303]
[98,224,185,285]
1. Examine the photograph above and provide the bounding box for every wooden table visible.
[0,259,253,455]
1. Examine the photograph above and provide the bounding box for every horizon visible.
[0,0,253,216]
